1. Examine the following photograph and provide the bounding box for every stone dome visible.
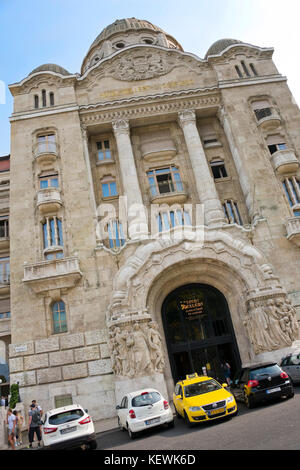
[205,38,244,58]
[29,63,70,76]
[81,17,183,74]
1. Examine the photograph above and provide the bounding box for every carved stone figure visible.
[109,319,165,378]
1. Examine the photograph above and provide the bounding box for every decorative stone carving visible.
[245,296,299,354]
[110,50,171,81]
[108,320,165,378]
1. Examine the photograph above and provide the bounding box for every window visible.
[210,160,228,179]
[241,61,250,77]
[156,209,191,233]
[34,95,39,109]
[96,140,112,161]
[107,219,125,249]
[39,173,59,189]
[266,135,287,155]
[251,100,273,121]
[54,394,73,409]
[223,200,243,225]
[52,300,67,334]
[282,177,300,215]
[0,299,10,320]
[49,92,54,106]
[101,177,118,198]
[42,89,47,107]
[249,63,258,76]
[42,216,64,259]
[0,257,10,283]
[147,166,183,196]
[37,134,56,153]
[235,65,243,78]
[0,312,10,320]
[0,216,9,238]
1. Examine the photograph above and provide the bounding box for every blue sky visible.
[1,0,300,156]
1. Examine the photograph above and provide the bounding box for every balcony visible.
[270,149,300,175]
[37,188,62,214]
[23,256,82,294]
[140,137,176,162]
[149,181,188,204]
[33,140,58,166]
[286,217,300,246]
[254,107,281,131]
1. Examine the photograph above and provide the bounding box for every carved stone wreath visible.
[108,50,172,81]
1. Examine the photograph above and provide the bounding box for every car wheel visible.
[184,411,194,428]
[127,425,136,440]
[88,440,97,450]
[244,391,255,409]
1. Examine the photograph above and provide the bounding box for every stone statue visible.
[131,323,152,374]
[147,321,165,372]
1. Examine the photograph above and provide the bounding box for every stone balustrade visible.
[37,187,62,213]
[286,217,300,246]
[270,149,299,175]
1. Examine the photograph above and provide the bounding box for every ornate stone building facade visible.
[6,18,300,420]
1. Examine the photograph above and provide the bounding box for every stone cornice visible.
[79,88,221,126]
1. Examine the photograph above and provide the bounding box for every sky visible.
[0,0,300,156]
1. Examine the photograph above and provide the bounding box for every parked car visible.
[42,404,97,450]
[280,352,300,384]
[173,373,238,426]
[231,362,294,408]
[116,388,174,439]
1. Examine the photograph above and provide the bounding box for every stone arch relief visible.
[106,231,299,377]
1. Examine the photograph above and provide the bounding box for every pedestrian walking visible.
[6,408,16,450]
[28,403,42,448]
[14,410,24,446]
[221,360,231,385]
[1,396,5,407]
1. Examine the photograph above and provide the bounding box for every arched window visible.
[223,200,243,225]
[101,176,118,198]
[49,92,54,106]
[34,95,39,109]
[107,219,125,249]
[52,301,67,334]
[42,89,47,107]
[42,216,64,259]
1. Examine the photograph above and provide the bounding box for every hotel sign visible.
[180,299,205,319]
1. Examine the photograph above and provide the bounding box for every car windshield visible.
[132,392,161,407]
[49,409,84,425]
[249,364,281,380]
[184,379,222,398]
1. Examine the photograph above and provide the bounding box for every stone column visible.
[178,110,226,226]
[112,119,148,240]
[81,127,99,244]
[218,107,259,222]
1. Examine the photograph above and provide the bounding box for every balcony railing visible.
[286,217,300,246]
[270,149,300,175]
[23,256,82,294]
[33,140,58,165]
[37,188,62,214]
[149,181,188,204]
[254,107,281,131]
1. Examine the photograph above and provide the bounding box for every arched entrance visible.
[162,283,241,383]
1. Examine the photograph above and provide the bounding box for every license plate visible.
[266,387,281,394]
[209,407,225,416]
[60,426,77,434]
[145,417,160,426]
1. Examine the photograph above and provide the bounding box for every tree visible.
[9,383,19,409]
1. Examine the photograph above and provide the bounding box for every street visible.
[96,385,300,451]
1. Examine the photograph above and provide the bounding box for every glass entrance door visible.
[162,283,241,383]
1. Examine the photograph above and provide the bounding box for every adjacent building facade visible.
[6,18,300,420]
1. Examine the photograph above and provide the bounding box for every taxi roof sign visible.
[186,373,198,379]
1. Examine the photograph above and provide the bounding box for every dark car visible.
[280,352,300,384]
[231,362,294,408]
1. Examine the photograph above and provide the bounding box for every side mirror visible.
[177,394,183,399]
[85,409,88,413]
[116,405,120,410]
[222,383,228,388]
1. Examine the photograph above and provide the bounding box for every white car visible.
[116,388,174,439]
[42,404,97,450]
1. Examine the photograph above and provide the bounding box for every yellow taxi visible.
[173,373,238,426]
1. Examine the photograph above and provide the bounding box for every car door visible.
[286,354,300,383]
[174,385,184,416]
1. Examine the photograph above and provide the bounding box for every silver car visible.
[280,352,300,384]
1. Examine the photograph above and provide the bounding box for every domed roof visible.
[29,63,70,76]
[90,18,166,48]
[205,38,244,58]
